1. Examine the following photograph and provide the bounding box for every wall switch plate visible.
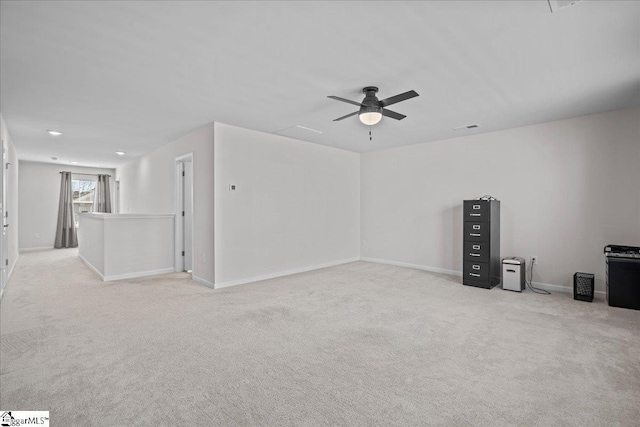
[201,253,206,263]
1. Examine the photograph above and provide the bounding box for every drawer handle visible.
[506,269,516,273]
[472,265,480,270]
[473,245,480,250]
[470,233,481,237]
[469,273,480,277]
[473,205,480,210]
[470,253,480,257]
[472,225,480,230]
[470,213,481,216]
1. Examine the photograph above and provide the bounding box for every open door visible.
[183,161,193,272]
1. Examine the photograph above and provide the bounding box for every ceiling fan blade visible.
[382,109,406,120]
[328,95,363,107]
[379,90,419,107]
[333,111,359,121]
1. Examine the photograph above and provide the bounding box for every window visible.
[72,179,96,227]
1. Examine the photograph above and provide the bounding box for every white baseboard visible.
[78,254,105,280]
[214,257,360,289]
[529,281,572,294]
[103,268,176,282]
[192,274,215,289]
[528,281,605,297]
[0,255,20,302]
[78,254,174,282]
[19,246,54,253]
[360,257,463,277]
[7,254,18,280]
[360,257,606,297]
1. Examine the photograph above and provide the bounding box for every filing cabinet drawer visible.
[464,261,489,282]
[464,241,489,262]
[463,222,490,242]
[464,201,488,221]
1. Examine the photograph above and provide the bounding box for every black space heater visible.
[574,272,594,302]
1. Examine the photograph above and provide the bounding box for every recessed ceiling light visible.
[115,151,126,156]
[47,130,63,136]
[70,161,78,164]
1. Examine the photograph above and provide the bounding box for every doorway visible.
[114,179,120,213]
[175,153,194,274]
[0,136,7,291]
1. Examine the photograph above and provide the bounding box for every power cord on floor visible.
[526,257,550,294]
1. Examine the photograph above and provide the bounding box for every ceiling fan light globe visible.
[359,111,382,126]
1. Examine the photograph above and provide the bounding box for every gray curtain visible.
[94,174,112,213]
[54,171,78,248]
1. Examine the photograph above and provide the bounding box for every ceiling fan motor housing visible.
[360,86,382,114]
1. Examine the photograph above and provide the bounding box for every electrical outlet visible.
[531,256,538,265]
[34,233,40,239]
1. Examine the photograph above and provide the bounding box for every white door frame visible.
[174,153,194,272]
[114,179,120,213]
[0,137,6,291]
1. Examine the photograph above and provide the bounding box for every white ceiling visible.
[1,1,639,168]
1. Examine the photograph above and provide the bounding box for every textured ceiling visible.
[1,1,639,168]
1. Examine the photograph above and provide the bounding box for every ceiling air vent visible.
[453,124,480,131]
[548,0,582,13]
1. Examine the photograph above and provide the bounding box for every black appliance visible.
[463,199,500,289]
[573,272,594,302]
[604,245,640,310]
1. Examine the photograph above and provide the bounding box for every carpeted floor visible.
[1,249,639,426]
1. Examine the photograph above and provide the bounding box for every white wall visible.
[214,123,360,286]
[7,130,18,275]
[116,123,214,286]
[78,213,175,281]
[361,108,640,293]
[1,114,19,287]
[18,161,115,250]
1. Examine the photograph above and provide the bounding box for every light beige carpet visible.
[1,249,639,426]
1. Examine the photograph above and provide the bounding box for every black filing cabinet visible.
[463,200,500,289]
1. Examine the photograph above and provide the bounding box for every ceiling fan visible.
[327,87,419,126]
